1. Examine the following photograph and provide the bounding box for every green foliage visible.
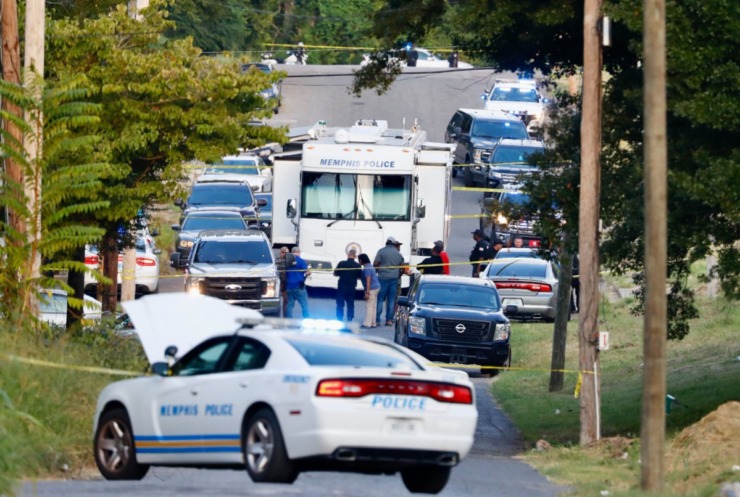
[166,0,250,53]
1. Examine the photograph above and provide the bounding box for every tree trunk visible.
[67,245,86,328]
[101,235,120,313]
[549,243,573,392]
[120,247,137,302]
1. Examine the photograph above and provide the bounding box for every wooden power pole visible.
[578,0,603,445]
[641,0,668,490]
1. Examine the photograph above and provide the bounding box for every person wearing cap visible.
[492,238,505,257]
[373,237,405,326]
[334,249,363,322]
[470,229,491,277]
[434,240,451,275]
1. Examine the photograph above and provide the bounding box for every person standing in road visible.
[469,229,491,277]
[447,50,459,68]
[418,245,444,275]
[434,240,451,275]
[374,237,405,326]
[286,246,310,318]
[406,44,418,67]
[358,253,380,328]
[276,246,294,317]
[334,249,363,322]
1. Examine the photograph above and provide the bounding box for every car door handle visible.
[190,389,199,396]
[239,382,248,388]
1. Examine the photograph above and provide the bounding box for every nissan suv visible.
[445,109,528,183]
[170,229,280,315]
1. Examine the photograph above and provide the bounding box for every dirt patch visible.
[666,401,740,493]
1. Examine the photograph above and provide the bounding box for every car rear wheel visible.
[463,163,474,188]
[94,408,149,480]
[244,407,297,483]
[401,465,451,494]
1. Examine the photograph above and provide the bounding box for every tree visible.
[46,1,286,311]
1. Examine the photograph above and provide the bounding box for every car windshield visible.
[193,240,272,264]
[204,158,263,176]
[491,87,539,103]
[188,184,254,207]
[182,214,246,231]
[489,261,547,278]
[301,172,411,221]
[472,120,528,140]
[286,337,422,370]
[418,283,500,310]
[501,192,530,206]
[491,146,543,164]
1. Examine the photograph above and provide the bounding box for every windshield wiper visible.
[356,178,383,229]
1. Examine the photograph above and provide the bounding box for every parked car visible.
[479,258,563,322]
[480,189,543,248]
[481,78,548,132]
[444,108,529,181]
[94,294,477,495]
[175,181,267,227]
[242,62,282,114]
[196,153,272,193]
[484,138,544,195]
[395,275,514,372]
[171,210,249,261]
[39,288,102,326]
[171,229,280,315]
[84,236,161,295]
[404,48,473,69]
[254,192,273,239]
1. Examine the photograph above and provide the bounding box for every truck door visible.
[271,160,300,246]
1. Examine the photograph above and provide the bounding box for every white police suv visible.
[93,294,477,494]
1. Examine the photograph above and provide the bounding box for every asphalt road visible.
[15,66,567,497]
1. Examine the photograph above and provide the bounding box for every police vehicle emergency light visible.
[93,294,477,494]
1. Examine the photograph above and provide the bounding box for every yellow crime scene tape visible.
[1,353,142,377]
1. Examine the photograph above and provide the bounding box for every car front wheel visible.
[401,465,451,494]
[244,407,297,483]
[94,408,149,480]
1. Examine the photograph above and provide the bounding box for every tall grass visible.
[0,321,147,494]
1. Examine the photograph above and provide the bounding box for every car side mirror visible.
[165,345,178,358]
[257,198,268,207]
[150,229,160,237]
[169,252,181,269]
[174,198,183,207]
[171,224,182,232]
[397,296,409,307]
[504,305,518,316]
[481,93,487,101]
[151,362,170,376]
[416,199,426,219]
[287,198,297,219]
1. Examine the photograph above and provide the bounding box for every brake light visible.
[85,255,99,265]
[136,257,157,267]
[316,379,473,404]
[495,281,552,292]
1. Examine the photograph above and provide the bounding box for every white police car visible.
[93,294,477,494]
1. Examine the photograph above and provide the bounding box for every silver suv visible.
[445,109,529,182]
[170,229,280,315]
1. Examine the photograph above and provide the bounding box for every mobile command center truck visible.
[272,119,455,290]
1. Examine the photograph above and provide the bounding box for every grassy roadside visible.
[492,292,740,496]
[0,323,147,495]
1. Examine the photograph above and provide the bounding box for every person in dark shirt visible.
[418,245,444,275]
[469,229,491,277]
[334,249,363,321]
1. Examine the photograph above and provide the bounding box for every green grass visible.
[492,294,740,496]
[0,321,148,494]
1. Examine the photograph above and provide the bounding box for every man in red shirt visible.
[434,240,451,275]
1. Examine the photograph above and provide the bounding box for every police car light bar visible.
[236,317,360,334]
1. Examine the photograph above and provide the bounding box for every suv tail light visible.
[495,281,552,292]
[316,379,472,404]
[136,257,157,267]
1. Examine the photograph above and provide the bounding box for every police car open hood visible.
[122,294,262,364]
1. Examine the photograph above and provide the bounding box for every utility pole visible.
[641,0,667,490]
[24,0,45,285]
[578,0,603,445]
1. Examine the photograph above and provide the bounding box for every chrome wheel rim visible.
[246,418,274,473]
[96,419,132,472]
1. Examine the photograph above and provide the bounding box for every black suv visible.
[484,138,544,195]
[444,108,528,183]
[176,181,266,228]
[395,275,515,372]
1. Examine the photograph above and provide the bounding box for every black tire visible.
[401,465,451,494]
[244,407,297,484]
[451,166,458,178]
[463,165,474,188]
[94,408,149,480]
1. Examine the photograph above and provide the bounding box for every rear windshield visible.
[188,184,254,207]
[472,120,528,140]
[285,337,422,370]
[489,261,547,278]
[183,214,246,231]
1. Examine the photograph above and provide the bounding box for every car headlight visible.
[260,89,275,99]
[496,213,508,225]
[304,260,333,271]
[488,170,502,179]
[409,316,426,336]
[187,277,205,296]
[473,149,483,162]
[179,240,194,248]
[262,277,277,297]
[494,322,511,341]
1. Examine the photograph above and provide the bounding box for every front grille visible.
[200,277,263,301]
[433,319,490,342]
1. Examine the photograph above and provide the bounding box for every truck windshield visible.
[301,172,411,221]
[193,240,273,264]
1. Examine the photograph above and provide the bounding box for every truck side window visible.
[460,114,472,134]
